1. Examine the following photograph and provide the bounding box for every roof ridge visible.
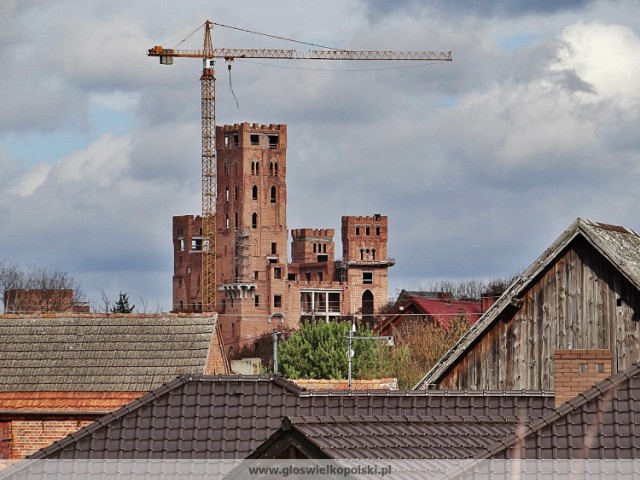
[183,374,307,393]
[286,414,525,424]
[299,389,554,397]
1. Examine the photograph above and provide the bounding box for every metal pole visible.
[273,330,280,373]
[347,318,355,391]
[347,328,353,391]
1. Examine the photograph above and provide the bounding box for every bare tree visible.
[100,289,112,314]
[0,261,84,313]
[424,276,517,300]
[369,314,472,389]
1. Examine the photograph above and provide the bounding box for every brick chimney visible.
[553,349,612,407]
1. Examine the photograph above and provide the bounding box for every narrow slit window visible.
[252,185,258,200]
[270,186,277,203]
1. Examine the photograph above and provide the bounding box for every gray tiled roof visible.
[478,362,640,459]
[31,375,554,460]
[277,415,520,459]
[416,218,640,389]
[0,315,219,392]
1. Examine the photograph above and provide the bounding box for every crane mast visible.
[148,20,452,313]
[200,21,216,313]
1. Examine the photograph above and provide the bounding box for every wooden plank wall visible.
[439,237,640,390]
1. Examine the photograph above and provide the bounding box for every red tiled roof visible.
[410,297,482,328]
[0,392,143,411]
[376,295,482,335]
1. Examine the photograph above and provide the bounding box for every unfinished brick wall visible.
[554,349,612,406]
[9,419,93,459]
[172,215,204,313]
[172,123,393,350]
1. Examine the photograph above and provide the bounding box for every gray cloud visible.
[1,1,639,310]
[363,0,597,20]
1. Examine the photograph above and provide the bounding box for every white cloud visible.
[52,134,132,188]
[552,21,640,107]
[11,163,52,197]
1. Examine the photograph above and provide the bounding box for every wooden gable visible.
[417,219,640,391]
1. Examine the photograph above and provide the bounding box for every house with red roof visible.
[375,290,486,342]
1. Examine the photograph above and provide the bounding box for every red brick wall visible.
[554,349,612,407]
[204,323,231,374]
[9,419,93,459]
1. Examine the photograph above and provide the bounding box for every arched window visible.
[362,290,374,320]
[270,185,276,203]
[255,162,259,175]
[323,244,327,253]
[252,185,258,200]
[251,162,255,175]
[360,249,364,261]
[274,162,279,176]
[372,249,376,260]
[313,244,317,253]
[252,213,258,229]
[269,162,273,175]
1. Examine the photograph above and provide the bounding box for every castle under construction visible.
[172,123,394,355]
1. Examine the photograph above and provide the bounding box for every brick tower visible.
[339,214,394,319]
[172,215,204,312]
[215,123,290,353]
[172,123,395,356]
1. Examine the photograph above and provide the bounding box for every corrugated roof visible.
[0,314,221,392]
[31,375,553,460]
[415,218,640,389]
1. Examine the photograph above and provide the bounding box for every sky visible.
[1,0,640,312]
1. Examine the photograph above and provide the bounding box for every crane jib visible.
[148,47,452,62]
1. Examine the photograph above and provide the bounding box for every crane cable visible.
[212,21,344,51]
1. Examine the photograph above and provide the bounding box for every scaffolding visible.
[234,227,251,283]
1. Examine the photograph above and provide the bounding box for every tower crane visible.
[148,20,452,312]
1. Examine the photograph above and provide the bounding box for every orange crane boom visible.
[148,20,452,313]
[148,46,452,61]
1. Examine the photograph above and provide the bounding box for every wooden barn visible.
[416,218,640,391]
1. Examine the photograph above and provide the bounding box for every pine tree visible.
[111,292,135,313]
